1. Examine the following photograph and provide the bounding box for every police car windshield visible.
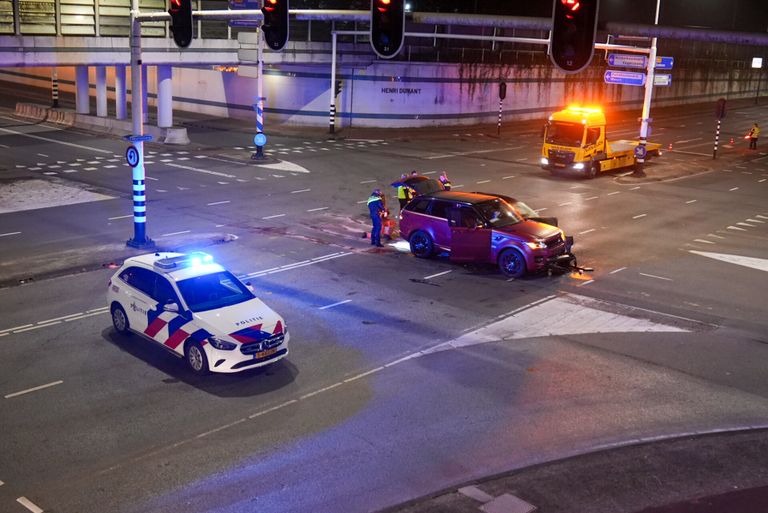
[476,199,524,227]
[176,271,254,312]
[546,122,584,147]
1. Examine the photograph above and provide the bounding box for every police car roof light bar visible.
[154,252,213,270]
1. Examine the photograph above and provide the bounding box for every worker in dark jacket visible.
[367,189,385,247]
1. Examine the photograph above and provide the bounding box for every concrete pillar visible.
[75,65,90,114]
[114,65,127,120]
[156,65,173,128]
[96,66,107,117]
[141,64,148,123]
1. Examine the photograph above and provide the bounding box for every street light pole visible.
[633,0,661,178]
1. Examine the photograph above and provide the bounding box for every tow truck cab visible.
[541,106,661,178]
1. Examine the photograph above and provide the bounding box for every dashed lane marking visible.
[307,207,329,212]
[5,380,63,399]
[609,267,627,274]
[633,213,647,219]
[291,188,311,194]
[0,231,21,237]
[694,239,715,244]
[108,215,132,220]
[262,213,286,220]
[727,225,747,231]
[639,272,673,281]
[607,191,620,196]
[578,228,596,235]
[159,230,191,237]
[502,175,515,179]
[730,187,739,191]
[167,162,237,179]
[206,200,230,206]
[686,199,697,204]
[0,126,111,153]
[318,299,352,310]
[16,497,44,513]
[424,270,452,280]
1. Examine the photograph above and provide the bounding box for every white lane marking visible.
[585,196,599,201]
[36,312,83,324]
[694,239,715,244]
[204,155,248,166]
[476,179,491,184]
[633,213,647,219]
[759,179,767,183]
[5,380,63,399]
[108,214,133,220]
[0,324,33,335]
[0,231,21,237]
[16,497,45,513]
[746,218,765,223]
[424,147,520,159]
[737,222,755,227]
[160,230,191,237]
[167,162,236,178]
[255,160,311,173]
[343,366,385,383]
[756,215,768,220]
[690,250,768,272]
[607,191,620,196]
[29,167,41,171]
[535,207,547,212]
[708,233,726,239]
[729,187,739,191]
[559,202,572,206]
[356,200,366,204]
[87,307,109,313]
[300,382,344,399]
[578,228,596,235]
[0,480,3,486]
[675,137,702,144]
[64,310,107,322]
[502,175,516,180]
[359,179,376,184]
[609,267,627,274]
[206,200,230,206]
[424,270,452,280]
[686,199,697,204]
[639,272,673,281]
[307,207,329,212]
[291,188,311,194]
[630,186,641,190]
[12,322,60,333]
[243,252,353,279]
[318,299,352,310]
[452,184,465,189]
[727,225,747,231]
[0,126,111,153]
[262,214,286,220]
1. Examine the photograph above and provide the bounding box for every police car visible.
[106,252,289,374]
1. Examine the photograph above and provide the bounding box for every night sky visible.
[318,1,768,33]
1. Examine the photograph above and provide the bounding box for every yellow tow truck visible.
[541,106,661,178]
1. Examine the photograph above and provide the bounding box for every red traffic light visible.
[376,0,391,13]
[561,0,581,11]
[264,0,276,12]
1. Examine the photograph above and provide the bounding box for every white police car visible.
[106,252,289,374]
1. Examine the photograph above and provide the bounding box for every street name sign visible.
[654,74,672,86]
[655,56,674,70]
[607,53,647,69]
[123,134,152,143]
[604,70,646,86]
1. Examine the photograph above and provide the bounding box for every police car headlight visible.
[526,240,547,250]
[540,157,549,165]
[573,163,585,170]
[208,335,236,351]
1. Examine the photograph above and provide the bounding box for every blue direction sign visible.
[126,145,139,167]
[655,56,674,70]
[228,0,259,27]
[607,53,647,69]
[604,70,646,86]
[123,134,153,143]
[253,133,267,147]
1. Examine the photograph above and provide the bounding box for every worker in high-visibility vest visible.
[748,122,760,150]
[367,189,385,248]
[396,174,412,210]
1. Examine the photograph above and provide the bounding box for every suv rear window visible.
[407,198,430,214]
[428,200,451,219]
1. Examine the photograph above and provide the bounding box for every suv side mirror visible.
[163,302,179,313]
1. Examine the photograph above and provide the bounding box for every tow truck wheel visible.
[587,162,598,179]
[498,248,527,279]
[111,303,130,335]
[185,341,210,375]
[409,231,434,258]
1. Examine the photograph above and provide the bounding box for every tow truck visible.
[541,106,661,178]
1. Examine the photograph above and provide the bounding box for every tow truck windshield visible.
[546,122,584,147]
[476,199,525,227]
[177,271,255,312]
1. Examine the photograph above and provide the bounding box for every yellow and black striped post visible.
[51,68,59,108]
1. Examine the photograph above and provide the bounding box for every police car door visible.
[448,206,491,263]
[117,266,155,333]
[144,275,190,352]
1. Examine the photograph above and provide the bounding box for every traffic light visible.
[262,0,289,52]
[168,0,193,48]
[370,0,405,59]
[550,0,599,73]
[334,80,342,98]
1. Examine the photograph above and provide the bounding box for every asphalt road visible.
[0,89,767,513]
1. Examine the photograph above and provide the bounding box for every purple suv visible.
[399,190,573,278]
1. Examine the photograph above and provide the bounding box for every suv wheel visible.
[498,248,527,279]
[185,341,210,375]
[111,304,130,335]
[409,231,434,258]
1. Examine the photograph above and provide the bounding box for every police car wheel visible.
[498,248,526,279]
[111,304,130,335]
[409,231,434,258]
[185,341,209,375]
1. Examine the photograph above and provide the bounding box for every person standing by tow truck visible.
[367,189,385,247]
[748,123,760,150]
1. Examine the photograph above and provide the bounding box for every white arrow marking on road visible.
[690,250,768,273]
[422,293,691,355]
[255,160,311,173]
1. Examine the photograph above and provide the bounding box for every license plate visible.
[555,163,565,167]
[255,347,278,359]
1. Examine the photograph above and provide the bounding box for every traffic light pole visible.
[127,0,153,248]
